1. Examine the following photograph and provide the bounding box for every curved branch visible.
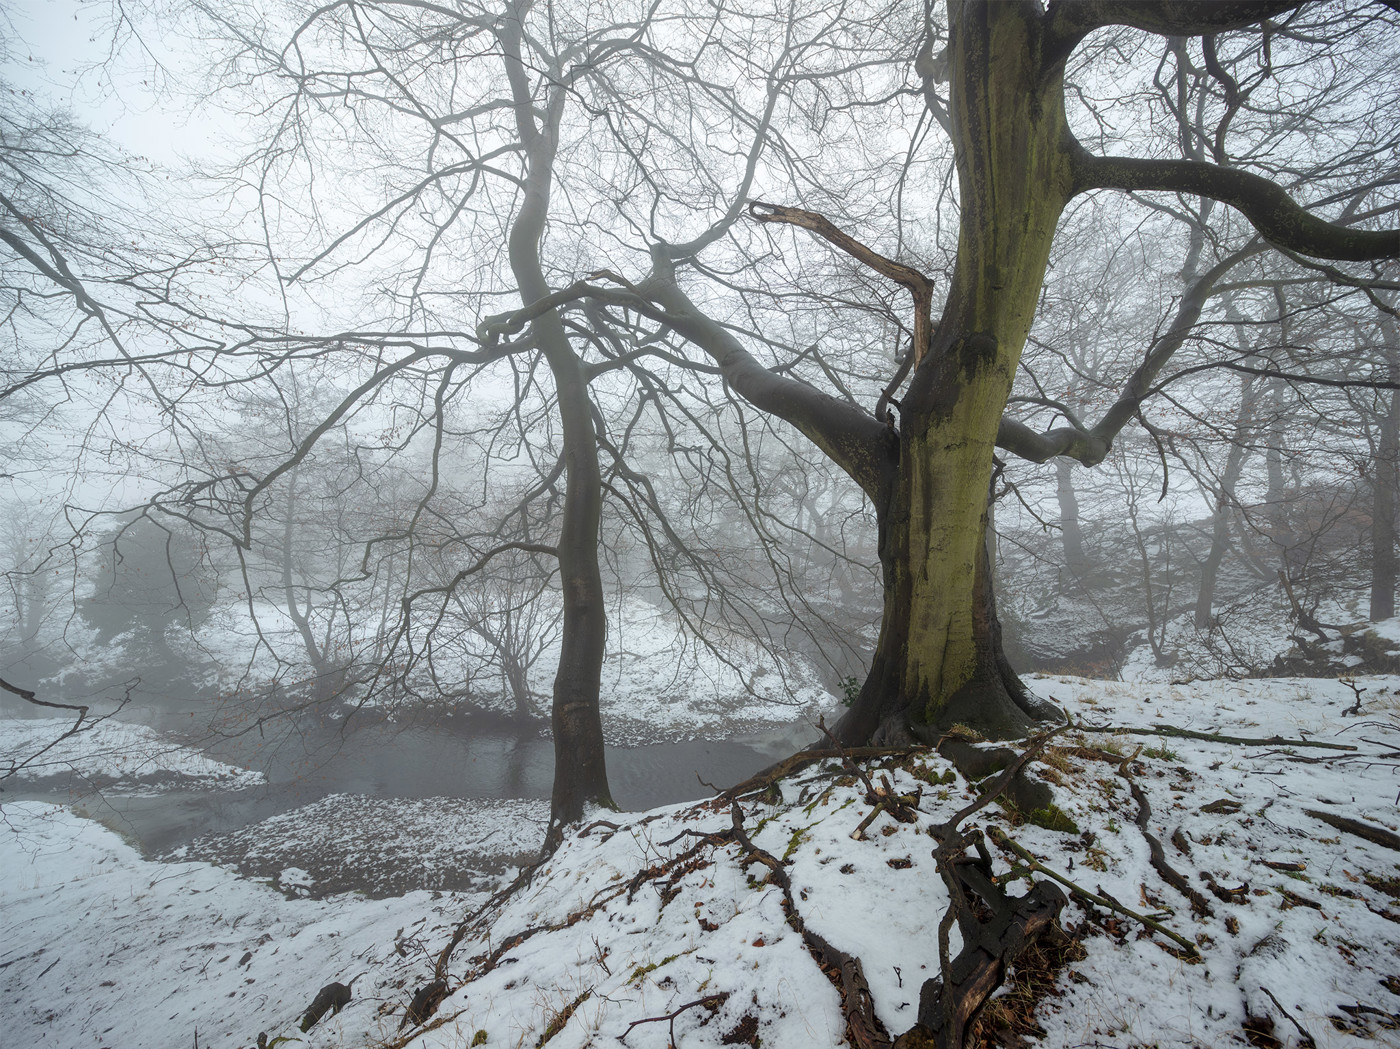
[997,244,1258,466]
[403,541,559,608]
[628,248,894,501]
[749,200,937,368]
[1076,153,1400,261]
[1048,0,1304,57]
[995,418,1111,466]
[477,257,895,500]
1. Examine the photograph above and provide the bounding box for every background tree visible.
[76,514,216,677]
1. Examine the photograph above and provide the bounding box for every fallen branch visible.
[433,856,546,982]
[986,825,1199,958]
[1117,762,1215,918]
[1340,678,1366,717]
[933,723,1068,839]
[1076,723,1356,752]
[1304,809,1400,852]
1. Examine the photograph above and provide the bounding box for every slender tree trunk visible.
[836,1,1073,743]
[1196,372,1258,628]
[502,11,613,838]
[1056,459,1090,582]
[1372,321,1400,621]
[280,470,336,699]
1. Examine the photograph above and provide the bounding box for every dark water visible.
[12,707,799,857]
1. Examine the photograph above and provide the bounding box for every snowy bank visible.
[3,675,1399,1049]
[1,716,264,793]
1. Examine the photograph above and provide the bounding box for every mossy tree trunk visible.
[837,1,1075,742]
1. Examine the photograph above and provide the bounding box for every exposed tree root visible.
[411,722,1254,1049]
[1116,758,1215,919]
[723,746,927,801]
[619,993,728,1044]
[1304,809,1400,852]
[727,797,891,1049]
[891,727,1074,1049]
[899,833,1068,1049]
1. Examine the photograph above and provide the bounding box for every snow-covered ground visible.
[3,675,1399,1049]
[0,801,486,1048]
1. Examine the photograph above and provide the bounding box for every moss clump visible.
[782,827,811,860]
[472,1031,489,1046]
[910,763,958,787]
[1026,804,1079,834]
[628,955,679,984]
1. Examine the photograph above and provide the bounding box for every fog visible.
[4,0,1398,868]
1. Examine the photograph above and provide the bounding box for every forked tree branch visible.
[1047,0,1305,57]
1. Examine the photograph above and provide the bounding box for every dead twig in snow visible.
[1340,678,1366,717]
[618,993,728,1043]
[1259,985,1318,1047]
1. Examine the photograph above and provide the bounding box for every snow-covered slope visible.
[2,675,1398,1049]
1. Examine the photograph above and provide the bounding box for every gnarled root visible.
[895,831,1068,1049]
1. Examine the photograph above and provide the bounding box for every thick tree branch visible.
[1076,153,1400,261]
[1048,0,1304,56]
[598,250,895,501]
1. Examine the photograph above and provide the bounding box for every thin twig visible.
[1259,986,1317,1047]
[618,994,728,1043]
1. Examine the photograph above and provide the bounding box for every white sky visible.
[6,0,218,168]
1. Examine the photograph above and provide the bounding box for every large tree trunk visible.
[836,1,1073,744]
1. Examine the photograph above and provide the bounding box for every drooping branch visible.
[614,252,894,501]
[1075,153,1400,262]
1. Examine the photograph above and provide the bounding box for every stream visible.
[6,700,816,894]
